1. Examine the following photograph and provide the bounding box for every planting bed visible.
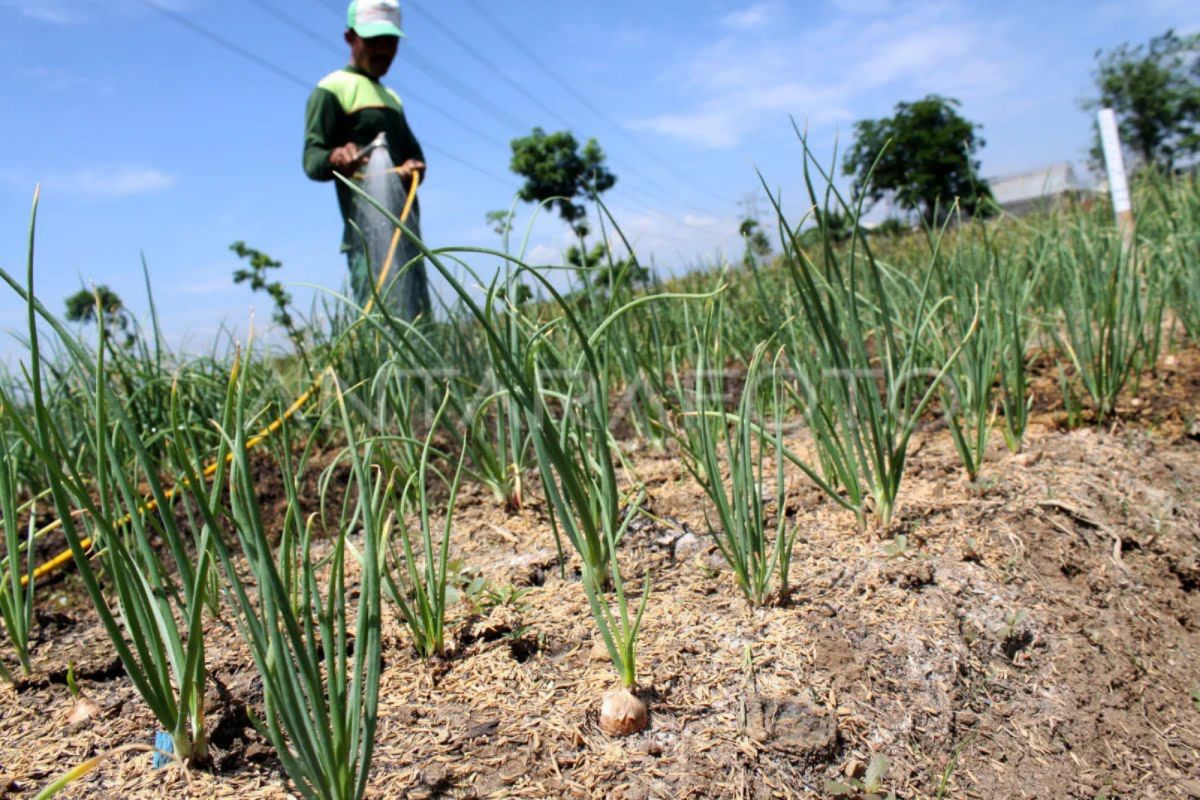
[2,351,1199,799]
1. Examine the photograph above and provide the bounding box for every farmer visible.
[303,0,431,320]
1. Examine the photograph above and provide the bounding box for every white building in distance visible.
[987,163,1091,217]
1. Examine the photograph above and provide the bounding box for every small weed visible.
[65,662,80,699]
[1058,366,1084,428]
[826,754,896,799]
[1189,688,1199,712]
[482,584,532,614]
[883,535,912,559]
[442,559,488,610]
[1002,609,1029,638]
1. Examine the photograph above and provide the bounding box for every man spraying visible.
[303,0,431,320]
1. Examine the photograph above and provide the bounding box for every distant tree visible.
[738,218,772,266]
[600,261,651,290]
[870,218,913,238]
[65,285,133,347]
[565,242,607,270]
[485,209,514,239]
[509,128,617,239]
[844,95,991,226]
[496,283,534,305]
[229,241,308,365]
[1084,29,1200,172]
[566,242,649,290]
[794,209,857,251]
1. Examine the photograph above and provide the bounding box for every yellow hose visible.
[24,172,421,586]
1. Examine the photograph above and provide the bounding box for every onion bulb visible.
[599,687,648,736]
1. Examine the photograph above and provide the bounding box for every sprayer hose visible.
[23,172,421,586]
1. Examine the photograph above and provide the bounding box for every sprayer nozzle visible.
[361,132,388,158]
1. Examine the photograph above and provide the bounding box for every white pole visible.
[1097,108,1134,235]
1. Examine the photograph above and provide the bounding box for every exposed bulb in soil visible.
[599,687,648,737]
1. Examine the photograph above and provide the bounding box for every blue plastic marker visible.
[152,731,174,769]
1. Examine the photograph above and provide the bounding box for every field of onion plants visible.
[1,153,1199,799]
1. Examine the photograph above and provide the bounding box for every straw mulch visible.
[2,353,1199,799]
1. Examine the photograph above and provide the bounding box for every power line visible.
[459,0,725,202]
[305,0,708,246]
[302,0,683,222]
[140,0,512,187]
[405,1,711,218]
[319,0,712,220]
[403,2,578,132]
[247,0,511,146]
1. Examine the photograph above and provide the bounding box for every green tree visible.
[844,95,991,225]
[566,242,649,290]
[485,209,514,239]
[793,210,857,251]
[65,285,133,347]
[739,218,772,266]
[1084,29,1200,172]
[229,242,309,367]
[509,128,617,239]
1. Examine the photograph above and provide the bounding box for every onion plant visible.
[336,173,708,591]
[382,393,468,659]
[2,197,217,765]
[1054,222,1147,422]
[1152,174,1200,344]
[0,419,34,683]
[766,132,977,530]
[584,494,651,736]
[581,491,651,690]
[676,319,797,606]
[996,253,1035,453]
[930,224,1002,482]
[176,362,384,800]
[353,283,531,511]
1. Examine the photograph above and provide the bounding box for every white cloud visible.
[525,244,559,264]
[829,0,893,15]
[721,3,772,30]
[601,207,742,274]
[632,109,746,149]
[0,1,83,23]
[515,205,742,280]
[630,4,1021,150]
[40,166,176,198]
[0,0,192,24]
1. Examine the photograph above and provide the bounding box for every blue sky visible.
[0,0,1196,357]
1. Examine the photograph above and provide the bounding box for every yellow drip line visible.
[23,172,420,586]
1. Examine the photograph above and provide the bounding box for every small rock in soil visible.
[505,550,557,586]
[1013,450,1042,467]
[673,532,704,559]
[244,742,273,763]
[888,561,936,590]
[955,710,979,728]
[1170,557,1200,591]
[744,695,839,766]
[420,763,450,791]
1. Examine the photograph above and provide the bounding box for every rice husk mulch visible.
[2,351,1199,799]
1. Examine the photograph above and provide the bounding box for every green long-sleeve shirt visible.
[303,65,424,251]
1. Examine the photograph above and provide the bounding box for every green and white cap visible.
[347,0,404,38]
